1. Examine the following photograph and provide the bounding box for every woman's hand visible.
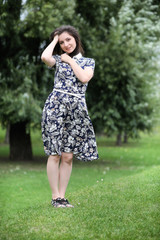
[41,34,59,67]
[53,34,59,44]
[61,53,72,64]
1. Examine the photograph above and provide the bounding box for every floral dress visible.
[41,53,99,161]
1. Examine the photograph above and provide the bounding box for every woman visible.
[41,25,98,208]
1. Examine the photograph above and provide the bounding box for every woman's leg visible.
[47,155,60,200]
[59,152,73,198]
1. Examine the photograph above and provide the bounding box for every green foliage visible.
[23,0,76,39]
[78,0,160,137]
[0,56,42,125]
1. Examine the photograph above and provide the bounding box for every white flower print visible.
[68,136,74,144]
[57,117,63,124]
[71,129,79,136]
[84,119,90,125]
[59,105,66,112]
[56,82,63,88]
[67,81,73,87]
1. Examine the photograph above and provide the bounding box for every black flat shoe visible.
[51,198,66,208]
[60,198,74,208]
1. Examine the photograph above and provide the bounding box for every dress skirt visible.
[41,90,99,161]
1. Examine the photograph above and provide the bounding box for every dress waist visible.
[53,89,85,99]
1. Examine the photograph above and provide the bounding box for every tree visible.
[0,0,34,160]
[76,0,160,144]
[0,0,76,160]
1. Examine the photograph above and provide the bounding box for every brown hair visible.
[50,25,84,57]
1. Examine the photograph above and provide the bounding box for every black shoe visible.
[60,198,74,208]
[51,198,66,208]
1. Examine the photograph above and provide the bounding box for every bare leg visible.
[59,152,73,198]
[47,155,60,199]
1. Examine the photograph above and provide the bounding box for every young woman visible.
[41,25,98,208]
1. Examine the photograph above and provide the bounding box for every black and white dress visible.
[41,53,99,161]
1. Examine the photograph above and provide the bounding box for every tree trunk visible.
[9,121,33,161]
[116,132,122,146]
[123,131,128,143]
[4,124,10,144]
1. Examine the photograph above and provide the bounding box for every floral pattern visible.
[41,53,99,161]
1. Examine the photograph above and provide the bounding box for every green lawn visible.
[0,126,160,240]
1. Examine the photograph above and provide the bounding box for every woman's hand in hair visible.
[53,33,59,43]
[41,35,59,67]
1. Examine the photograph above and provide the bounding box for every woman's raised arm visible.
[41,35,59,67]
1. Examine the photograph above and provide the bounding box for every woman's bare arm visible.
[61,53,94,84]
[41,35,59,67]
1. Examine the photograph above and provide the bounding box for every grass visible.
[0,126,160,240]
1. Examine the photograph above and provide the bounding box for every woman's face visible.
[58,32,76,54]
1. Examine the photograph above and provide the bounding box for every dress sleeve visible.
[85,58,95,70]
[48,55,60,70]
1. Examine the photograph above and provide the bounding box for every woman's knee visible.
[61,153,73,164]
[48,155,60,163]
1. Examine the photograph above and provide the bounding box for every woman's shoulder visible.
[81,56,95,68]
[74,53,94,60]
[82,56,95,65]
[82,56,95,61]
[84,57,95,63]
[75,54,95,65]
